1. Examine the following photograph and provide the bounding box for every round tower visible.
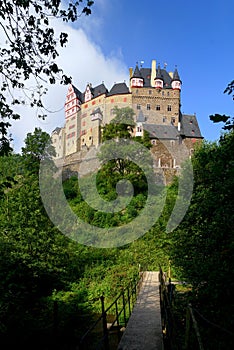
[154,64,164,89]
[131,63,144,88]
[171,67,182,90]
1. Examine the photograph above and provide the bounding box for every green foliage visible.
[0,0,94,154]
[210,79,234,130]
[170,131,234,347]
[22,127,56,174]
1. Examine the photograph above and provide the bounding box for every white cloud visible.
[9,21,129,153]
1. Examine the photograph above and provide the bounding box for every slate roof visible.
[107,82,130,96]
[172,67,181,81]
[155,64,163,80]
[52,127,62,135]
[90,107,102,116]
[72,85,83,101]
[143,124,179,140]
[139,67,173,88]
[132,64,143,79]
[136,110,146,123]
[92,83,108,98]
[180,114,203,138]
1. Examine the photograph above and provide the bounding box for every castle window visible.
[167,105,172,111]
[163,116,167,123]
[123,97,127,102]
[162,91,164,96]
[137,126,142,132]
[147,104,151,110]
[167,92,170,96]
[171,117,176,124]
[149,90,152,95]
[156,105,160,111]
[137,104,141,110]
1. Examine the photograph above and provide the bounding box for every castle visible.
[51,60,202,179]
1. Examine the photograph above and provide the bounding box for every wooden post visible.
[185,305,191,349]
[188,304,204,350]
[127,287,131,317]
[53,300,58,335]
[115,300,121,341]
[122,290,127,327]
[100,295,109,350]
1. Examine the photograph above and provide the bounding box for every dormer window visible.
[85,85,93,102]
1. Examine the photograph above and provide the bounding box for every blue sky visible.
[9,0,234,151]
[84,0,233,141]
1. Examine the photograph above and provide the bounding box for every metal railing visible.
[78,271,145,350]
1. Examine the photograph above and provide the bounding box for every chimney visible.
[129,67,133,79]
[151,60,156,87]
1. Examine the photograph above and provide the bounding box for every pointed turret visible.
[171,66,182,90]
[131,63,144,88]
[154,64,164,89]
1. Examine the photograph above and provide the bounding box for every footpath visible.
[117,271,163,350]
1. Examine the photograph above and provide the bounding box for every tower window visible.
[147,104,151,110]
[137,104,141,110]
[156,105,160,111]
[149,90,152,95]
[167,105,172,111]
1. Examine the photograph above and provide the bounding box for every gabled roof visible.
[180,114,203,138]
[107,82,130,96]
[143,124,179,140]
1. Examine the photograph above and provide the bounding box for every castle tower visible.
[154,64,164,89]
[130,64,144,88]
[64,84,82,156]
[171,67,182,90]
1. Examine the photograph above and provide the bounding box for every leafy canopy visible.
[0,0,94,154]
[210,79,234,130]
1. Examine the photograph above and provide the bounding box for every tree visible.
[22,127,56,174]
[210,79,234,130]
[98,107,153,196]
[0,0,94,154]
[170,132,234,346]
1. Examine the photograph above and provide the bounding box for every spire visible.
[173,66,180,81]
[156,63,163,80]
[171,66,182,90]
[132,63,142,78]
